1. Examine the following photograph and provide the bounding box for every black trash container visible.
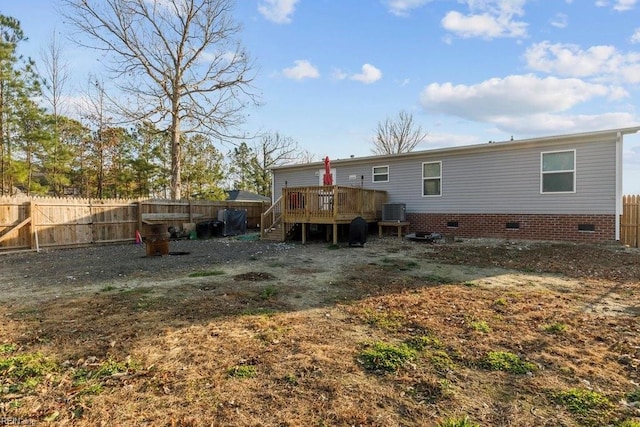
[196,221,213,239]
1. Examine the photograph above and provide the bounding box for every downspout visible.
[615,131,622,241]
[270,170,275,205]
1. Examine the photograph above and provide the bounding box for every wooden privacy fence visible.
[0,196,269,252]
[621,194,639,248]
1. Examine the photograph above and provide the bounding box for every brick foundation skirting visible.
[405,213,616,243]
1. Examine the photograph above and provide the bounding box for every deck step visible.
[262,225,285,241]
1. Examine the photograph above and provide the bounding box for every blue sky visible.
[3,0,640,192]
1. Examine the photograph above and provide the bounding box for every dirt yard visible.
[0,235,639,426]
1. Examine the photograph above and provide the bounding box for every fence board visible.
[0,197,269,252]
[621,194,639,248]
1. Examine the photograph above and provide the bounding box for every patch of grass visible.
[227,365,257,378]
[550,388,614,421]
[627,388,640,402]
[327,244,340,250]
[259,285,278,300]
[430,350,456,374]
[437,415,480,427]
[358,341,417,373]
[462,281,478,287]
[618,420,640,427]
[188,270,225,277]
[408,378,453,404]
[469,319,491,333]
[0,343,17,354]
[100,285,116,292]
[422,274,455,285]
[542,322,568,334]
[493,297,508,306]
[0,352,57,393]
[481,351,536,374]
[94,356,137,379]
[406,335,444,351]
[282,373,298,386]
[119,287,153,295]
[241,308,277,316]
[362,308,405,331]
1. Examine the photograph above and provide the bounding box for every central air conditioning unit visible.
[382,203,406,222]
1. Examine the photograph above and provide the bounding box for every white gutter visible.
[615,131,623,241]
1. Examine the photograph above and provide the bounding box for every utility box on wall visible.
[382,203,406,222]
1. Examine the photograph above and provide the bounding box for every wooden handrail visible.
[260,196,283,238]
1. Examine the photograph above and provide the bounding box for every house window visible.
[422,161,441,197]
[541,150,575,193]
[372,165,389,182]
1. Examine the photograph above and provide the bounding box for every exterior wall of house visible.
[272,131,623,242]
[406,212,615,242]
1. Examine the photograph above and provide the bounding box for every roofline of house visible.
[273,126,640,172]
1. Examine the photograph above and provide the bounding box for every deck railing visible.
[282,186,386,223]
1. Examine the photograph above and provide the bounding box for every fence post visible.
[29,199,35,251]
[137,200,143,234]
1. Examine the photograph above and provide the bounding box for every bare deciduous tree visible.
[372,111,427,155]
[61,0,256,199]
[253,132,299,196]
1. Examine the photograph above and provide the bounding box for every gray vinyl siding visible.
[273,138,617,215]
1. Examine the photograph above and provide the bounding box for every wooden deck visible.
[261,186,387,244]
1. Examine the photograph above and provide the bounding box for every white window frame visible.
[540,150,576,194]
[372,165,389,183]
[422,161,442,197]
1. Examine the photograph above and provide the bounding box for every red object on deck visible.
[323,156,333,185]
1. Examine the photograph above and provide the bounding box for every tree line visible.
[0,3,306,200]
[1,0,427,200]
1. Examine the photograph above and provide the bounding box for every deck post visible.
[301,223,307,244]
[332,223,338,245]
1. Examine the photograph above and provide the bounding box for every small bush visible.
[0,343,17,354]
[437,415,480,427]
[260,285,278,300]
[618,420,640,427]
[430,350,456,373]
[470,320,491,333]
[358,341,417,373]
[550,388,614,418]
[481,351,536,374]
[493,297,508,306]
[542,322,567,334]
[228,365,257,378]
[406,335,444,351]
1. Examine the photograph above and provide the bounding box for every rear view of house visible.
[271,127,640,243]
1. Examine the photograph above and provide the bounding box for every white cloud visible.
[424,132,482,148]
[258,0,299,24]
[525,41,640,84]
[385,0,432,17]
[595,0,637,10]
[613,0,637,11]
[441,0,528,40]
[550,13,568,29]
[490,112,639,135]
[350,64,383,84]
[419,74,618,121]
[282,60,320,80]
[632,28,640,43]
